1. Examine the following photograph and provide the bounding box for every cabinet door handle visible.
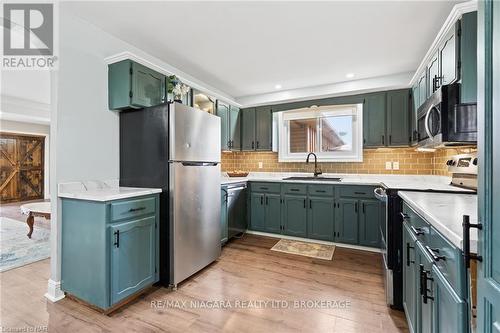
[462,215,483,268]
[266,196,269,205]
[389,135,392,145]
[309,199,312,209]
[419,264,434,303]
[290,188,300,192]
[129,207,146,212]
[406,242,414,266]
[425,245,446,262]
[410,225,424,236]
[303,199,306,208]
[256,141,260,149]
[260,196,263,205]
[355,202,358,213]
[400,212,410,220]
[251,141,255,149]
[362,202,365,213]
[382,135,385,145]
[114,230,120,248]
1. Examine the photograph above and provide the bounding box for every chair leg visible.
[27,214,34,239]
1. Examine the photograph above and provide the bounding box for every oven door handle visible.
[424,104,435,141]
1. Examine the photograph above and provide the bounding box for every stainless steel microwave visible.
[417,83,477,148]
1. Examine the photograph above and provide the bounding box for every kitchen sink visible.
[282,176,342,182]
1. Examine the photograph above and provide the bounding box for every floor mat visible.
[270,239,335,260]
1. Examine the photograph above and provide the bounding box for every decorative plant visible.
[167,75,190,101]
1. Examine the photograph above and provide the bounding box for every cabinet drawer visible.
[429,226,466,298]
[282,183,307,195]
[338,186,375,199]
[308,184,334,196]
[250,182,281,193]
[402,202,431,244]
[110,197,156,221]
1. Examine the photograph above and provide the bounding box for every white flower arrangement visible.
[172,83,190,99]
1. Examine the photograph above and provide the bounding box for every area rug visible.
[271,239,335,260]
[0,217,50,272]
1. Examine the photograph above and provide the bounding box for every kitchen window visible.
[277,104,363,162]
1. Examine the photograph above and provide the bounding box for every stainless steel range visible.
[447,153,478,190]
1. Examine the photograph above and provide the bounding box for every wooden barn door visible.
[0,133,45,203]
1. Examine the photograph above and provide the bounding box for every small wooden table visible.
[20,202,51,238]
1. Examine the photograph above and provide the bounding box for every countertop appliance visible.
[374,153,478,310]
[417,83,477,148]
[119,102,221,288]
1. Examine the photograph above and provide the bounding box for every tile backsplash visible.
[222,147,477,176]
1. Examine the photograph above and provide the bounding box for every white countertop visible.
[221,172,474,192]
[398,191,478,253]
[58,180,162,202]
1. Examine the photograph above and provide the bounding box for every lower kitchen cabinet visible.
[61,194,160,311]
[250,192,281,233]
[416,241,434,333]
[250,192,266,231]
[358,199,382,247]
[308,197,335,241]
[282,195,308,237]
[403,222,418,333]
[335,198,359,244]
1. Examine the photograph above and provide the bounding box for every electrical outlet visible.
[393,161,400,170]
[258,162,263,169]
[385,161,392,170]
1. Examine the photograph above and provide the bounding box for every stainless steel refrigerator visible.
[120,102,221,288]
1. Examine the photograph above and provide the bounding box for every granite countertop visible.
[221,172,475,193]
[58,180,162,202]
[398,191,478,253]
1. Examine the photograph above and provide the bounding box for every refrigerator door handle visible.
[180,162,218,167]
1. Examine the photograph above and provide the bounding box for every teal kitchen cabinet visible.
[432,265,467,333]
[61,194,160,311]
[241,108,256,150]
[307,196,335,241]
[363,92,387,147]
[241,107,273,151]
[220,187,228,244]
[229,105,241,150]
[264,193,282,233]
[217,101,241,151]
[387,89,410,146]
[427,51,440,96]
[416,241,434,333]
[439,23,459,86]
[109,216,157,305]
[403,222,418,333]
[282,195,308,237]
[255,106,272,151]
[358,199,382,247]
[250,192,266,231]
[335,198,358,244]
[108,60,166,111]
[217,101,230,151]
[417,72,428,109]
[459,11,477,104]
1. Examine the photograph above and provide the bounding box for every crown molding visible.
[0,95,51,125]
[104,51,241,107]
[409,1,478,85]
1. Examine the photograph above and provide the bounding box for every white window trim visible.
[278,103,363,162]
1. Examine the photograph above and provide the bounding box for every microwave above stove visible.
[417,83,477,148]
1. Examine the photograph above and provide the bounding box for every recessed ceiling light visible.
[275,84,282,90]
[346,73,355,79]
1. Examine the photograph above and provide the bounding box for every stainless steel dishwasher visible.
[226,182,247,239]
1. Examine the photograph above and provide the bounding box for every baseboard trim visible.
[45,279,65,302]
[245,230,381,253]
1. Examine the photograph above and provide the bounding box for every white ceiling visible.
[65,1,463,101]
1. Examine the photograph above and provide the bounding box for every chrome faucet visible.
[306,152,322,177]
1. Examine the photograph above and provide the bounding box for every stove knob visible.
[446,159,454,166]
[452,161,457,166]
[473,158,478,166]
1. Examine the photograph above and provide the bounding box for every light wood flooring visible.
[0,234,408,332]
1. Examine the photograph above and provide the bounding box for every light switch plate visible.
[385,161,392,170]
[258,162,263,169]
[393,161,400,170]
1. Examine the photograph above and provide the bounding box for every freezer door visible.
[169,103,221,162]
[170,162,221,285]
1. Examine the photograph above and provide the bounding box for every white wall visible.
[0,120,51,199]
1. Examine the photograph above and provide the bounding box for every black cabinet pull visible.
[256,141,260,149]
[260,196,263,205]
[303,199,306,208]
[252,141,255,149]
[266,196,269,205]
[406,242,414,266]
[400,212,410,220]
[389,135,392,145]
[260,187,269,190]
[114,230,120,248]
[291,188,300,192]
[463,215,483,268]
[129,207,146,212]
[419,264,434,303]
[410,225,425,236]
[354,192,366,195]
[316,190,326,193]
[362,203,366,213]
[354,202,358,213]
[382,135,385,145]
[425,245,446,262]
[309,200,312,209]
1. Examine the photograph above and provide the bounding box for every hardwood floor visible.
[0,235,408,332]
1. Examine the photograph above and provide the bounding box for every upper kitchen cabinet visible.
[386,89,410,146]
[439,23,459,86]
[108,59,166,111]
[217,101,241,151]
[363,92,386,147]
[363,89,411,148]
[241,106,273,151]
[459,11,477,104]
[192,89,216,114]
